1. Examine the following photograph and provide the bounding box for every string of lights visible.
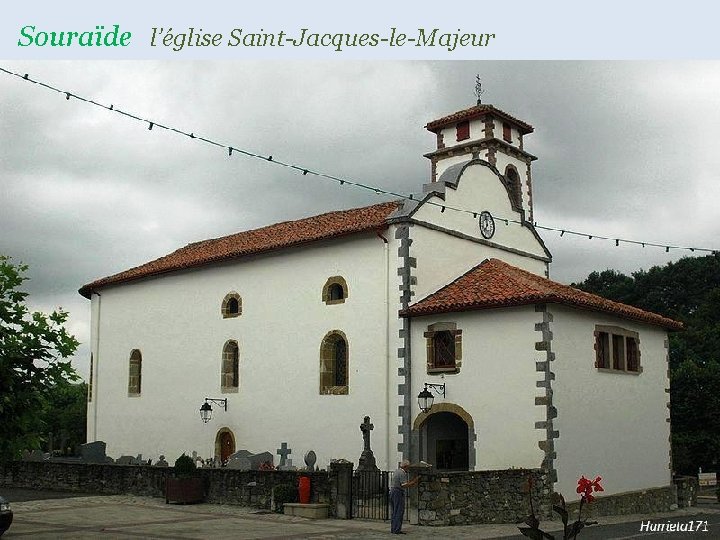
[1,66,717,256]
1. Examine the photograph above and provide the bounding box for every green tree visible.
[41,380,87,455]
[670,359,720,474]
[574,254,720,474]
[0,255,80,462]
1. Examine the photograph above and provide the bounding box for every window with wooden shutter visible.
[456,121,470,141]
[503,123,512,142]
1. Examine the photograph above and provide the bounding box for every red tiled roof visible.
[402,259,682,330]
[79,201,400,298]
[425,104,534,134]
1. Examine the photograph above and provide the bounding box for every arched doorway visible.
[417,410,471,471]
[215,428,236,464]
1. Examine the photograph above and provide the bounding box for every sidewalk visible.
[5,493,719,539]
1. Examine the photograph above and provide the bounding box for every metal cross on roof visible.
[475,74,484,105]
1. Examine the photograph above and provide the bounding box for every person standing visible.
[390,460,418,534]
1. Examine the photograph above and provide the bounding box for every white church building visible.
[80,101,681,499]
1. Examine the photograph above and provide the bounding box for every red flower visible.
[577,475,603,503]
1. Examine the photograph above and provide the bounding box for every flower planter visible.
[165,477,204,504]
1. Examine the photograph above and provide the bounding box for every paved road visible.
[1,487,99,502]
[1,489,718,539]
[503,513,720,540]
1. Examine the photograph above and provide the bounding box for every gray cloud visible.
[2,60,718,378]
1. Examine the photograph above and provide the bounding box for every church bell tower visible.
[424,100,538,221]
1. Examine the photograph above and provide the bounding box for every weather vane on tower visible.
[475,74,484,105]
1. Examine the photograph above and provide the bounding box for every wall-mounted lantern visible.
[417,383,446,414]
[199,397,227,423]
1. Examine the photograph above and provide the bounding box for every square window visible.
[456,121,470,141]
[425,323,462,373]
[594,326,641,374]
[503,123,512,143]
[433,331,456,368]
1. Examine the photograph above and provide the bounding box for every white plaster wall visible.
[409,162,548,299]
[435,154,474,179]
[550,306,672,498]
[437,118,485,149]
[409,308,545,470]
[413,163,546,260]
[410,225,547,302]
[88,233,397,469]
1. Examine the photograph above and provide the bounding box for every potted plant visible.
[165,453,204,504]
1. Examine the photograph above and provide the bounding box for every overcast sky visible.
[2,61,719,379]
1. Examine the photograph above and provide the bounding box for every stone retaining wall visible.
[415,468,551,526]
[0,461,333,514]
[565,485,677,517]
[1,461,694,525]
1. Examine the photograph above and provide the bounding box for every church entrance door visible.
[215,429,236,464]
[420,412,469,471]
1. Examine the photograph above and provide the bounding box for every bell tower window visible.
[503,123,512,143]
[504,165,523,210]
[456,120,470,141]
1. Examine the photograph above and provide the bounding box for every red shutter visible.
[456,121,470,141]
[503,123,512,142]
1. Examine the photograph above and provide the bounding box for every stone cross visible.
[360,416,374,452]
[277,442,292,467]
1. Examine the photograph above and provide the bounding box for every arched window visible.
[504,165,523,210]
[329,283,344,301]
[128,349,142,395]
[322,276,348,305]
[320,331,349,395]
[221,340,239,391]
[221,292,242,318]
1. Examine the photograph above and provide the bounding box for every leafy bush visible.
[174,453,197,477]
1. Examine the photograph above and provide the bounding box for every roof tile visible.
[402,259,682,330]
[79,201,399,298]
[425,104,534,134]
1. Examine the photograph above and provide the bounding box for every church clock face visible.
[479,211,495,239]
